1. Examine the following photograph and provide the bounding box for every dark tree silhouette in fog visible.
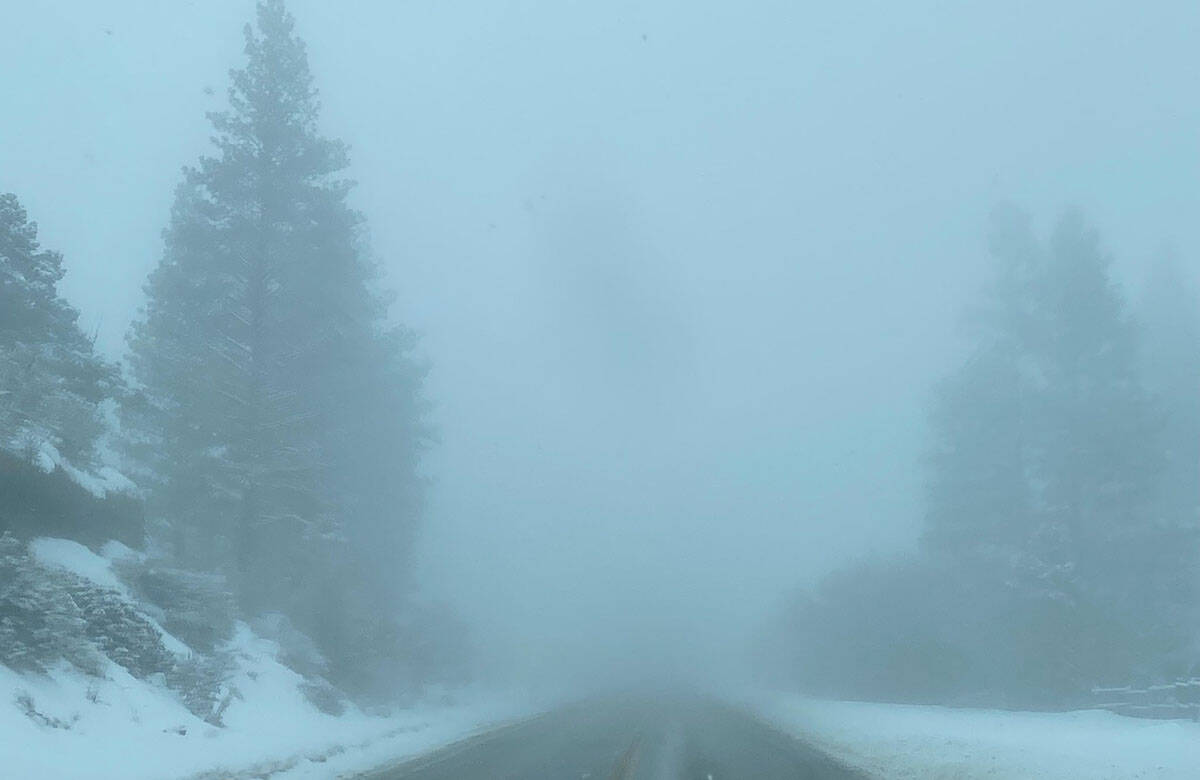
[124,0,429,695]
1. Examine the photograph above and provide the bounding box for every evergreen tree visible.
[0,193,115,466]
[1033,213,1162,619]
[924,204,1041,559]
[125,0,428,675]
[924,206,1170,691]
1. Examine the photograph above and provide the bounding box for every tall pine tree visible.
[1034,213,1161,623]
[125,0,428,683]
[0,193,115,466]
[924,206,1172,691]
[924,204,1041,559]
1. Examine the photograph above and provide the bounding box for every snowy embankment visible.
[0,659,534,780]
[751,693,1200,779]
[0,538,542,780]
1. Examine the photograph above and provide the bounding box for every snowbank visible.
[0,656,534,780]
[2,538,543,779]
[752,693,1200,779]
[29,537,127,593]
[27,536,191,657]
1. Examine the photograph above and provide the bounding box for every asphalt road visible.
[358,695,867,780]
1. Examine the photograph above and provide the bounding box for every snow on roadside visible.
[28,536,192,656]
[267,700,542,780]
[0,650,539,780]
[4,538,545,779]
[29,537,128,593]
[751,692,1200,779]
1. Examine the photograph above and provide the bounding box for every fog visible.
[5,0,1199,699]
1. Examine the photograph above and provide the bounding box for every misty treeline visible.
[761,207,1200,707]
[1,1,465,710]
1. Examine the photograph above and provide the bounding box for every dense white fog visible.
[3,6,1199,775]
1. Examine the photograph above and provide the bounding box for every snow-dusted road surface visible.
[357,694,866,779]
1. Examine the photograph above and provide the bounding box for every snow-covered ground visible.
[1,537,546,779]
[752,692,1200,779]
[0,658,538,780]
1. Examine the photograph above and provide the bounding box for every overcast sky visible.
[4,0,1199,685]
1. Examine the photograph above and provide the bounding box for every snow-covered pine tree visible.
[1033,214,1164,642]
[125,0,428,679]
[924,206,1173,693]
[920,204,1090,701]
[923,204,1042,560]
[0,193,116,467]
